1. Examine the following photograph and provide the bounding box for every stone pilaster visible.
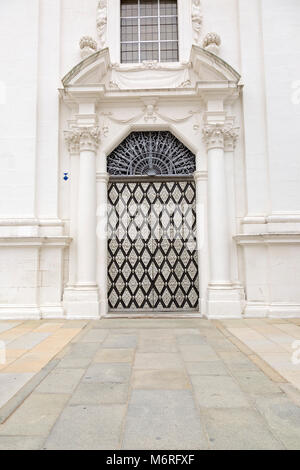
[203,122,244,318]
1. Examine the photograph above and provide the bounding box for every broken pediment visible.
[61,45,241,91]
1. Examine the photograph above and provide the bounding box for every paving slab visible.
[101,334,138,349]
[55,356,92,369]
[0,323,19,334]
[94,348,135,363]
[34,323,64,333]
[94,319,201,329]
[132,369,191,390]
[186,361,229,376]
[137,337,178,353]
[179,345,219,362]
[106,329,139,335]
[259,352,300,373]
[233,370,283,396]
[0,373,34,408]
[64,342,100,359]
[249,354,287,383]
[134,353,184,370]
[0,436,44,450]
[70,382,129,405]
[83,363,131,383]
[191,375,251,408]
[7,332,51,350]
[218,351,259,373]
[202,408,284,450]
[176,334,207,346]
[207,338,239,353]
[77,329,109,343]
[254,394,300,450]
[122,390,208,450]
[280,383,300,407]
[61,321,88,329]
[44,404,126,450]
[0,393,70,437]
[35,368,85,394]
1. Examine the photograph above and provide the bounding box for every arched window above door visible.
[107,131,196,176]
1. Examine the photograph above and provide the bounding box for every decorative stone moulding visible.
[79,36,98,59]
[192,0,203,45]
[97,0,107,49]
[202,124,239,150]
[65,127,101,153]
[203,33,221,55]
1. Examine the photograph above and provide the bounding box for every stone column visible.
[97,151,110,317]
[63,126,100,319]
[64,127,80,286]
[194,150,209,317]
[203,123,244,318]
[224,123,241,284]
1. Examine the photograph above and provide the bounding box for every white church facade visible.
[0,0,300,320]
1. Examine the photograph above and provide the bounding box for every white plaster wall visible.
[201,0,240,71]
[61,0,98,76]
[0,0,40,218]
[36,0,61,220]
[0,247,39,305]
[39,246,64,314]
[261,0,300,213]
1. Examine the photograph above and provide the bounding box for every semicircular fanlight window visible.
[107,131,196,176]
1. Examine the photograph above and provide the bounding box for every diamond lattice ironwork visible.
[107,181,199,311]
[107,131,196,176]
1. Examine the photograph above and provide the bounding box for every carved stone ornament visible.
[203,124,239,150]
[79,36,98,59]
[96,0,107,49]
[203,32,221,55]
[192,0,203,45]
[64,128,81,154]
[65,127,101,153]
[223,126,239,151]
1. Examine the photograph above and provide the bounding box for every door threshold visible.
[103,312,202,319]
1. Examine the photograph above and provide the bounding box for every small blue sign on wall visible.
[63,172,69,181]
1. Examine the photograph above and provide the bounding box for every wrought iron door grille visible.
[107,131,196,177]
[107,180,199,312]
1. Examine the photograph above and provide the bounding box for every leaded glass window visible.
[121,0,179,64]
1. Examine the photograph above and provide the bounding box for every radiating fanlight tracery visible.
[107,131,196,177]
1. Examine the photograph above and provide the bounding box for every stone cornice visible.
[0,237,72,247]
[235,233,300,245]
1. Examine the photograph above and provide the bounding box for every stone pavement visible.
[0,318,300,450]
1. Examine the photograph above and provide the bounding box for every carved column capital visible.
[78,127,101,152]
[65,127,101,153]
[223,126,239,152]
[64,128,81,154]
[202,124,225,150]
[202,124,239,151]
